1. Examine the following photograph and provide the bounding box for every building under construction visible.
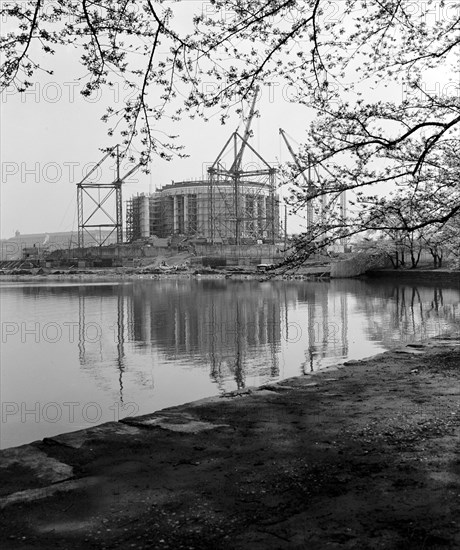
[77,92,346,254]
[126,91,280,245]
[126,178,279,244]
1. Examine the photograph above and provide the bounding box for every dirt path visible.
[1,338,459,549]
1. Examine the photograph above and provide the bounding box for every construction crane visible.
[279,128,315,231]
[230,86,260,174]
[279,129,347,241]
[208,87,276,245]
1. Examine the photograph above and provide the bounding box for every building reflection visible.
[17,277,458,396]
[17,279,353,392]
[126,280,291,389]
[294,281,349,373]
[122,278,353,386]
[76,286,127,401]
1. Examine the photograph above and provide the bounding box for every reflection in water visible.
[77,286,127,401]
[350,281,459,345]
[62,279,358,395]
[116,293,126,402]
[73,278,459,390]
[126,280,287,389]
[2,277,459,448]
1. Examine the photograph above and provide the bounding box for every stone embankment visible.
[0,262,332,281]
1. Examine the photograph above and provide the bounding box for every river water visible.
[1,277,459,449]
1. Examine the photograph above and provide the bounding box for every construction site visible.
[75,97,284,270]
[1,93,346,273]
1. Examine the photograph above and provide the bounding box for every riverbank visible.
[0,264,331,282]
[1,337,459,549]
[0,265,459,284]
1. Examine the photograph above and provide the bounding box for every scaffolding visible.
[125,196,139,242]
[124,91,281,244]
[126,194,151,242]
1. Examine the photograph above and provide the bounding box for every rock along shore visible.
[0,265,459,284]
[0,337,459,549]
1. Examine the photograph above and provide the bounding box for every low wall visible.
[49,243,288,267]
[194,243,286,260]
[59,245,169,260]
[194,244,287,266]
[331,253,388,278]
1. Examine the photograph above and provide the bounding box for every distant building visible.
[0,230,117,261]
[22,245,42,260]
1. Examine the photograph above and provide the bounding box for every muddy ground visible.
[1,338,459,549]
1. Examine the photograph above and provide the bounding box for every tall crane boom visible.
[279,129,310,187]
[230,86,260,173]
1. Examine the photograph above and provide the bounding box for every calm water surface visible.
[1,278,459,448]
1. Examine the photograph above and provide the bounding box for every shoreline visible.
[1,337,459,549]
[0,266,459,284]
